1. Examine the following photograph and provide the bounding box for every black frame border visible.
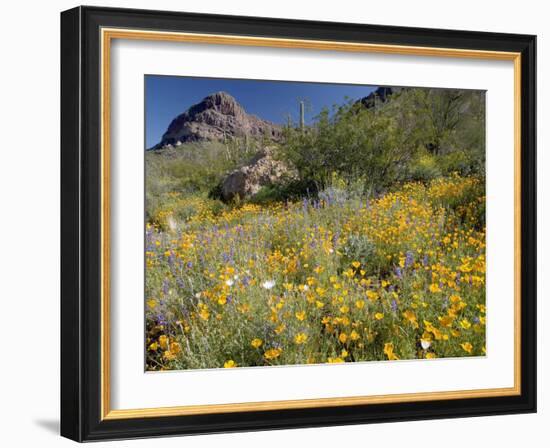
[61,6,536,442]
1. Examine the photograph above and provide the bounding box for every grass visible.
[145,174,486,370]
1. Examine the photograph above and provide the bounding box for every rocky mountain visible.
[151,92,282,149]
[356,86,404,109]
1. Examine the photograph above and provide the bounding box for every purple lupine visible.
[394,266,403,280]
[162,278,169,296]
[145,228,154,251]
[156,312,168,327]
[405,251,414,268]
[391,299,398,313]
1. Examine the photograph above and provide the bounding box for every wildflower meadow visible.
[145,175,486,370]
[145,81,486,371]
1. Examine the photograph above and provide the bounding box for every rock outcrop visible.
[356,86,404,109]
[220,147,297,201]
[152,92,282,149]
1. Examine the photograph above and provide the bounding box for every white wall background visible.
[0,0,546,446]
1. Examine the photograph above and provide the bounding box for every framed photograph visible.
[61,6,536,442]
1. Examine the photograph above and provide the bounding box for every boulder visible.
[221,148,297,201]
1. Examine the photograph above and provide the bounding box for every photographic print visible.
[61,9,536,440]
[144,76,487,371]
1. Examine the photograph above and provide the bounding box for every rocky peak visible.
[152,91,282,149]
[357,86,404,109]
[191,91,244,117]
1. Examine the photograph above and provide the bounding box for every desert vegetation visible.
[145,86,486,370]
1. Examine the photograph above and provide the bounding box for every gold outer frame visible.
[100,28,522,421]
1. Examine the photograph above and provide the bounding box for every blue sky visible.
[145,76,377,148]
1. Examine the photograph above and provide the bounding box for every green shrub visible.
[410,152,441,181]
[250,179,319,205]
[340,234,376,271]
[438,150,484,176]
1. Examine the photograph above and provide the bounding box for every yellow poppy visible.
[224,360,237,368]
[264,348,283,360]
[251,338,263,349]
[294,333,308,344]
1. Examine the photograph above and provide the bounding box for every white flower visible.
[194,292,202,299]
[262,280,276,290]
[420,339,431,350]
[225,279,234,287]
[303,285,309,291]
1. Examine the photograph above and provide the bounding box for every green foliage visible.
[438,149,484,176]
[340,234,376,270]
[410,151,442,182]
[278,88,485,195]
[280,101,417,193]
[250,179,319,205]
